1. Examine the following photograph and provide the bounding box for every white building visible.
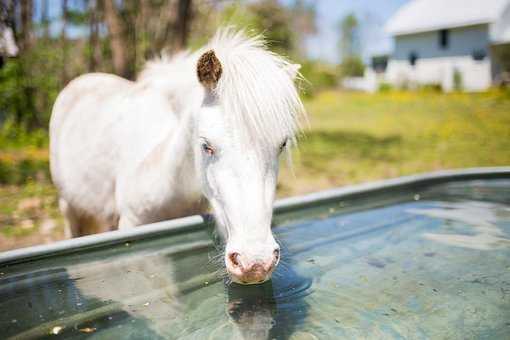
[0,23,18,67]
[383,0,510,91]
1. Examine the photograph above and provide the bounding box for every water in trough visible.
[1,178,509,339]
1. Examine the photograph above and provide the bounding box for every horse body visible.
[50,29,305,284]
[50,68,204,235]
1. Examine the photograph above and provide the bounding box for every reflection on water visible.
[409,201,510,250]
[1,179,510,339]
[227,282,276,340]
[225,262,312,340]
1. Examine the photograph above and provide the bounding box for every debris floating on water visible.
[143,302,150,307]
[414,194,421,201]
[50,326,63,335]
[367,258,386,269]
[79,327,96,333]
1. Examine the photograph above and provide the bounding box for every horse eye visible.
[279,139,288,153]
[202,142,215,156]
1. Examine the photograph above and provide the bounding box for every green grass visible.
[1,89,510,249]
[277,89,510,195]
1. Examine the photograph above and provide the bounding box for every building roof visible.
[386,0,510,36]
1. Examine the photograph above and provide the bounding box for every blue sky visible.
[35,0,410,64]
[298,0,410,63]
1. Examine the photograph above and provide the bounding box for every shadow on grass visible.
[299,130,402,170]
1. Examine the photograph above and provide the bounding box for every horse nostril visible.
[273,248,280,264]
[229,252,241,268]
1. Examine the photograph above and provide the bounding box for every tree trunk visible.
[154,0,178,53]
[41,0,49,38]
[136,0,150,65]
[153,0,193,53]
[18,0,39,129]
[19,0,33,52]
[103,0,129,78]
[88,0,101,72]
[174,0,192,51]
[61,0,69,85]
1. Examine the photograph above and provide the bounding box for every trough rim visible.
[1,166,509,266]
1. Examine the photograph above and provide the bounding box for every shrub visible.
[378,82,393,92]
[339,56,365,78]
[419,83,443,92]
[299,60,339,97]
[453,69,463,91]
[0,158,50,185]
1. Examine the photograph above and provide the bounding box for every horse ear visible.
[197,50,222,90]
[285,63,301,80]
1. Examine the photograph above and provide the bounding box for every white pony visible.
[50,28,305,284]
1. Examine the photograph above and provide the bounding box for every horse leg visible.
[59,198,80,238]
[118,213,138,229]
[60,198,111,237]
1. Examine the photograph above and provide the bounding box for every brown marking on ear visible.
[197,50,222,90]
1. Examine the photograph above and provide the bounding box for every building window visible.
[472,49,486,61]
[439,29,449,49]
[409,51,418,66]
[371,55,388,73]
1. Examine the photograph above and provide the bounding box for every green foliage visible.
[339,55,365,78]
[67,8,89,26]
[419,83,443,92]
[0,60,34,127]
[0,119,48,149]
[299,60,338,97]
[220,0,297,57]
[249,0,295,55]
[0,158,49,185]
[0,38,61,131]
[453,69,463,91]
[219,2,259,33]
[378,82,393,92]
[340,13,360,60]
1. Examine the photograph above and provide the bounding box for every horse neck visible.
[137,57,204,201]
[158,107,200,192]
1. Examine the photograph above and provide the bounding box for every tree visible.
[153,0,194,53]
[340,13,360,61]
[103,0,130,78]
[88,0,101,72]
[250,0,295,55]
[339,13,364,78]
[290,0,317,58]
[61,0,69,84]
[103,0,196,79]
[175,0,193,50]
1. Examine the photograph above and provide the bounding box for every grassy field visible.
[278,89,510,195]
[1,90,510,250]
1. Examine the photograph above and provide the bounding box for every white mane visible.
[139,28,306,147]
[209,28,306,146]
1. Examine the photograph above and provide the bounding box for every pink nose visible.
[226,249,280,284]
